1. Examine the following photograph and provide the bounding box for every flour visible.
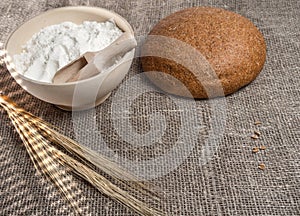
[13,21,123,83]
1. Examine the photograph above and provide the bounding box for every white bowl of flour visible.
[5,6,135,111]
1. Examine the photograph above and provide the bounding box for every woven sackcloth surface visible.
[0,0,299,215]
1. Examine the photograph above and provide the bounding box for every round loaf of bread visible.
[141,7,267,98]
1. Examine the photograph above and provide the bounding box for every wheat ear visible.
[0,95,164,216]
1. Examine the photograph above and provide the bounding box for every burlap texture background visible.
[0,0,299,215]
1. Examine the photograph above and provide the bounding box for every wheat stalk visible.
[0,95,164,216]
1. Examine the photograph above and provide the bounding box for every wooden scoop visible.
[52,32,137,84]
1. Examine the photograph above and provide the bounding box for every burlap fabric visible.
[0,0,299,215]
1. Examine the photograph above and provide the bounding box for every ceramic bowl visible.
[5,6,135,111]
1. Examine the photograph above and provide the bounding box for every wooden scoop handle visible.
[66,33,136,82]
[52,32,136,84]
[83,31,134,62]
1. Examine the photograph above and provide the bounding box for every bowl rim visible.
[4,6,135,87]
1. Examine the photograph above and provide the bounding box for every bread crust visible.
[141,7,267,98]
